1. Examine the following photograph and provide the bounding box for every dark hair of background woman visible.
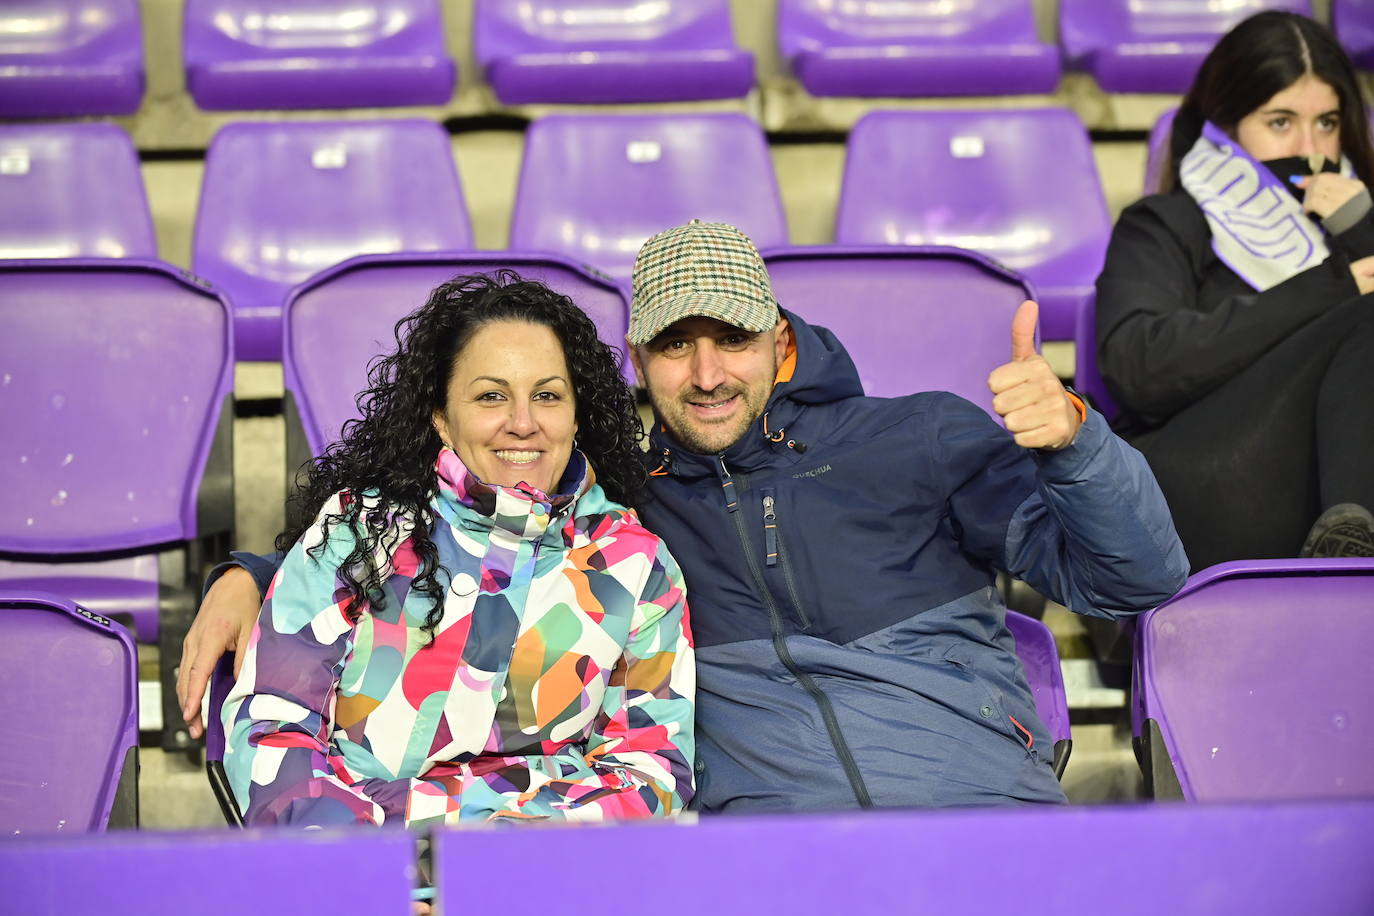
[276,271,646,637]
[1164,10,1374,191]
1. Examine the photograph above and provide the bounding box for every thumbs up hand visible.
[987,300,1082,451]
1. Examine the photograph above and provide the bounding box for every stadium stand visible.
[0,590,139,835]
[281,251,630,475]
[1133,559,1374,801]
[0,123,157,260]
[192,119,472,361]
[473,0,755,104]
[835,108,1110,343]
[761,245,1036,413]
[1060,0,1314,94]
[1334,0,1374,68]
[776,0,1060,97]
[0,259,234,750]
[0,0,144,118]
[510,113,787,280]
[182,0,456,110]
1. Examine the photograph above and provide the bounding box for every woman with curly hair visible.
[221,272,695,828]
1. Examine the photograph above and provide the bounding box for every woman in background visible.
[1096,10,1374,570]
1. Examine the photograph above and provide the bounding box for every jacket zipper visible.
[762,490,811,629]
[721,461,873,808]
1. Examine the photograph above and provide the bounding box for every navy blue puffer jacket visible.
[637,309,1188,812]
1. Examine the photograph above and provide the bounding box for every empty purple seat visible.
[474,0,754,104]
[1133,559,1374,802]
[183,0,455,110]
[777,0,1059,98]
[0,0,144,118]
[835,108,1109,342]
[193,119,472,361]
[511,113,787,281]
[0,590,138,835]
[0,124,156,260]
[283,252,630,470]
[0,259,234,748]
[1334,0,1374,68]
[1005,610,1072,778]
[762,245,1034,415]
[1060,0,1312,93]
[2,827,416,912]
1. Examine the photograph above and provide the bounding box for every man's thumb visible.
[1010,300,1039,362]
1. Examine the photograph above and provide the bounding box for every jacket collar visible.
[432,447,591,540]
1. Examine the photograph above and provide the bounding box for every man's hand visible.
[1296,173,1366,220]
[176,566,261,740]
[988,300,1083,451]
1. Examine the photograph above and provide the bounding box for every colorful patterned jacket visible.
[223,447,694,827]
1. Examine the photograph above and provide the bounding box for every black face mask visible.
[1263,155,1341,201]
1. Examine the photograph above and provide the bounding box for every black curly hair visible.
[277,271,646,637]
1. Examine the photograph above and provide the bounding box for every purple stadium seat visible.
[282,252,631,472]
[0,0,144,118]
[0,124,156,260]
[434,801,1374,912]
[510,113,787,281]
[761,245,1035,415]
[835,109,1109,343]
[473,0,754,104]
[1335,0,1374,68]
[2,828,417,914]
[1075,291,1122,422]
[776,0,1059,98]
[0,590,138,835]
[0,259,234,749]
[193,119,472,362]
[1142,107,1178,197]
[1005,610,1072,778]
[1133,559,1374,802]
[182,0,455,110]
[205,655,243,827]
[1060,0,1313,94]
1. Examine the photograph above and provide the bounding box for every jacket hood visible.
[647,309,864,477]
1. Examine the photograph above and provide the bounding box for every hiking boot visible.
[1300,503,1374,558]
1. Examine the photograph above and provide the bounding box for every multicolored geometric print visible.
[222,447,694,827]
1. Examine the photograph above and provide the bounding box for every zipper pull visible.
[762,491,778,567]
[717,456,738,513]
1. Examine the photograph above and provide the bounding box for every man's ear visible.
[774,317,792,364]
[431,409,452,449]
[627,339,647,388]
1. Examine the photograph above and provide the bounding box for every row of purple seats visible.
[8,1,1368,118]
[1,111,1108,358]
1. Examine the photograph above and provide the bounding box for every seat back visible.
[1143,107,1178,197]
[282,252,631,467]
[510,113,786,280]
[1059,0,1311,93]
[193,119,472,360]
[776,0,1058,97]
[0,0,144,117]
[0,590,138,833]
[1133,559,1374,801]
[183,0,454,110]
[0,124,156,260]
[1005,610,1072,779]
[474,0,753,104]
[762,245,1034,416]
[836,108,1109,341]
[1074,289,1122,422]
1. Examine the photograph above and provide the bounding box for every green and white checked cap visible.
[628,219,780,346]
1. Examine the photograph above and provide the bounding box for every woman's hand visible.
[1297,173,1367,220]
[1351,255,1374,296]
[176,566,261,739]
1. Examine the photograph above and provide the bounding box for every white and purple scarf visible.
[1179,121,1354,291]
